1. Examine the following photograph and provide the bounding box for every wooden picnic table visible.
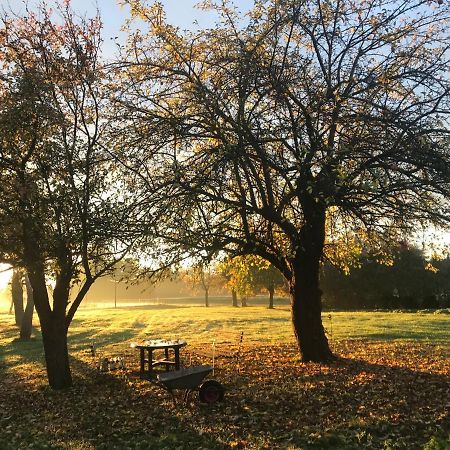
[131,339,187,377]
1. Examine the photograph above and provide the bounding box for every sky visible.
[5,0,255,58]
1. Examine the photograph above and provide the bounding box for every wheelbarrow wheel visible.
[198,380,224,404]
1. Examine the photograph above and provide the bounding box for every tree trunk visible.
[41,319,72,389]
[28,269,73,390]
[204,288,209,307]
[20,274,34,340]
[232,289,238,307]
[268,285,274,309]
[11,270,24,326]
[21,214,72,389]
[290,201,334,362]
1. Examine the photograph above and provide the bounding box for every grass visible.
[0,300,449,449]
[69,300,450,348]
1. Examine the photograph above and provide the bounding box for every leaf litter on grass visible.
[0,340,448,450]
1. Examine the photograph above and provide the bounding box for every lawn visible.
[0,302,449,449]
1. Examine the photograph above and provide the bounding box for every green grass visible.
[67,301,450,350]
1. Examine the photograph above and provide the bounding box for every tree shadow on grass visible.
[0,325,139,370]
[0,353,229,450]
[1,334,448,449]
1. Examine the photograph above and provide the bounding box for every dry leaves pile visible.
[0,340,448,449]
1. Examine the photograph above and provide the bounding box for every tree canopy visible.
[118,0,450,361]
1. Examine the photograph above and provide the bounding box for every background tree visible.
[182,262,220,307]
[10,269,23,326]
[218,256,257,307]
[321,244,447,310]
[250,260,287,309]
[20,273,34,340]
[120,0,450,361]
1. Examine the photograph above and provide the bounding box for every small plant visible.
[423,436,450,450]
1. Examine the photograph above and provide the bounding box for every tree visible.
[218,256,256,307]
[321,244,437,309]
[250,260,286,309]
[10,269,24,326]
[9,267,35,339]
[182,262,218,307]
[119,0,450,361]
[0,3,142,388]
[218,259,239,307]
[20,273,35,340]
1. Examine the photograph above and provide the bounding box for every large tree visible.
[119,0,450,361]
[0,3,143,388]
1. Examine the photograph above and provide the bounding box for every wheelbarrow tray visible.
[157,365,213,390]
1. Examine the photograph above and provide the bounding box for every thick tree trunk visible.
[232,289,238,307]
[20,274,34,340]
[41,320,72,389]
[11,270,24,326]
[21,213,72,389]
[268,285,274,309]
[290,201,334,362]
[204,288,209,307]
[28,270,73,390]
[290,269,333,362]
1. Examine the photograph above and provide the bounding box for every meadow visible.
[0,300,449,449]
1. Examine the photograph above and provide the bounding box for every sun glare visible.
[0,264,12,308]
[0,264,11,289]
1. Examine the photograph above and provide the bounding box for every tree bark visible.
[21,206,73,389]
[11,270,24,326]
[27,269,73,390]
[204,287,209,307]
[268,285,274,309]
[289,201,334,362]
[20,273,34,340]
[41,319,72,389]
[232,289,238,307]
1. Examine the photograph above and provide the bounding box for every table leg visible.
[140,348,145,373]
[148,349,153,374]
[164,348,170,371]
[174,347,181,370]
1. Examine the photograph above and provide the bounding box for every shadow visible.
[1,320,448,450]
[0,351,229,450]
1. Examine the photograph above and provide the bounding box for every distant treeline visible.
[321,247,450,310]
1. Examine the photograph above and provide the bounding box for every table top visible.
[131,339,187,350]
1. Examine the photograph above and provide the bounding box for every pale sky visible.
[4,0,255,58]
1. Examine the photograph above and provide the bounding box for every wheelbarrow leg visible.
[183,389,193,404]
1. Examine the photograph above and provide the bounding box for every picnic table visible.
[131,339,187,377]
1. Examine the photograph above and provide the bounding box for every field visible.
[0,301,449,450]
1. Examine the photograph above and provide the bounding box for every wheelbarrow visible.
[156,364,224,405]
